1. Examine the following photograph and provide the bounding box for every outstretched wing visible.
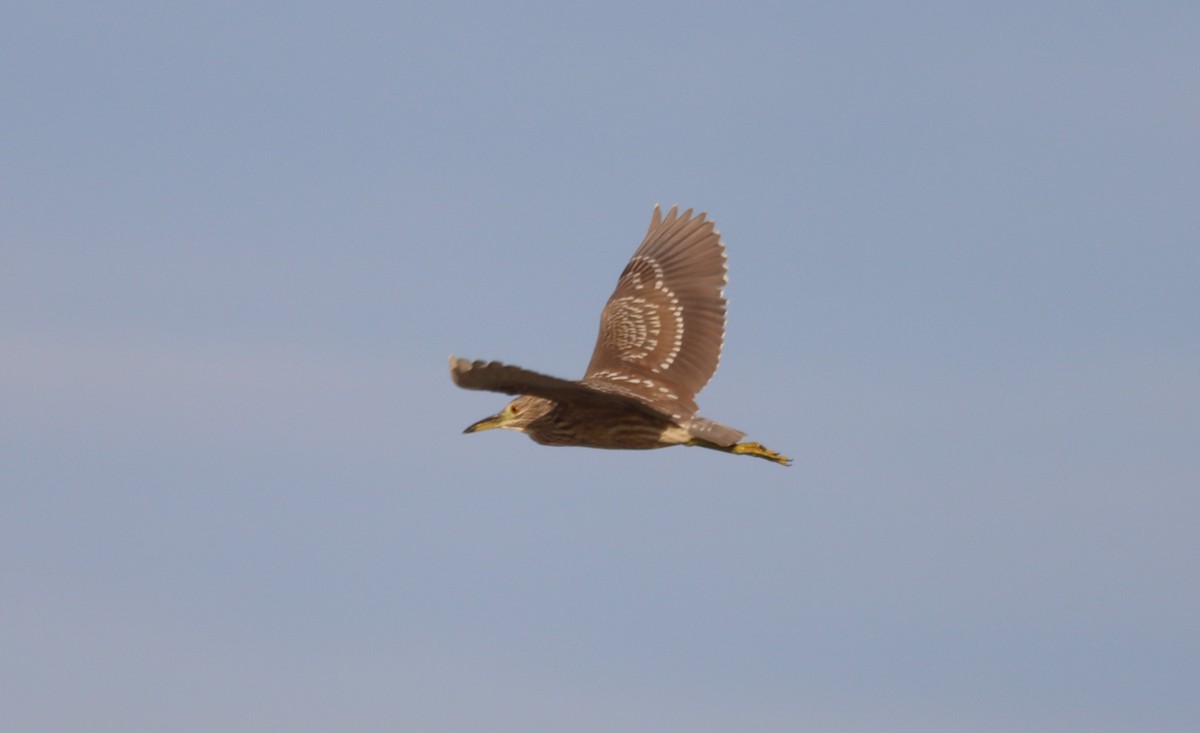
[583,205,728,418]
[449,356,672,418]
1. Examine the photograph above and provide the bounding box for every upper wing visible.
[449,356,672,418]
[583,205,728,418]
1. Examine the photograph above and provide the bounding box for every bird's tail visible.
[685,417,746,447]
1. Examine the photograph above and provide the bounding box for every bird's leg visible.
[732,441,793,466]
[685,438,792,466]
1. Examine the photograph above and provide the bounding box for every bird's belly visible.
[656,424,693,445]
[526,406,681,450]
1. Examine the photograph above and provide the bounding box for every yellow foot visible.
[732,441,792,466]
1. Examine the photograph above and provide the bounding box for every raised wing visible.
[583,205,728,418]
[449,356,672,418]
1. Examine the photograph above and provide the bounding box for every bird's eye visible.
[509,404,521,415]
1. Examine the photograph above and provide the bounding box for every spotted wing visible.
[583,205,728,418]
[449,356,672,418]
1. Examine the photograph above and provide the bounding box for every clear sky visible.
[3,2,1198,731]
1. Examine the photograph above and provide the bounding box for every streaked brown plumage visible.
[450,205,790,465]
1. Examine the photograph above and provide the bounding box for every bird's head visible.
[462,395,549,434]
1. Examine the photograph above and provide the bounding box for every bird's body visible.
[450,205,790,466]
[505,396,685,449]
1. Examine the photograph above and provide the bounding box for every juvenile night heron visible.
[450,205,790,466]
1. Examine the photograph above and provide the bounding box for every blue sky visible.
[3,2,1198,731]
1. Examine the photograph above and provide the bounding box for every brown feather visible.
[583,205,728,418]
[449,356,671,419]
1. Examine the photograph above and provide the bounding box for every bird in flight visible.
[450,205,790,466]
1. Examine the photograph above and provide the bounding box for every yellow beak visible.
[463,413,505,434]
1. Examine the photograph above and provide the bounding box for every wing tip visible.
[449,354,466,386]
[646,203,715,234]
[449,355,491,387]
